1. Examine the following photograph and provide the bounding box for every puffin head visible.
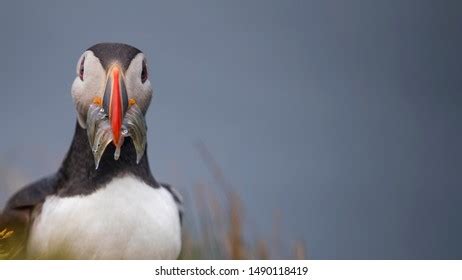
[71,43,153,169]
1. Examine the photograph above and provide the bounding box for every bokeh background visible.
[1,0,461,259]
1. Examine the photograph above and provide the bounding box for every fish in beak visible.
[85,65,147,169]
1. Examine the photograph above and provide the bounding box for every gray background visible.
[0,0,461,259]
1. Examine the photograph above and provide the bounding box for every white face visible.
[71,51,153,128]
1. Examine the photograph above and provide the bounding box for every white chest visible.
[27,176,181,259]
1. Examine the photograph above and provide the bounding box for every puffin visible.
[0,43,182,259]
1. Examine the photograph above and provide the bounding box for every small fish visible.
[86,103,147,169]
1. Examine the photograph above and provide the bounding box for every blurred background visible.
[0,0,461,259]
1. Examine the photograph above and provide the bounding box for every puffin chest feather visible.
[26,176,181,259]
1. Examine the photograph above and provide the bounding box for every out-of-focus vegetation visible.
[179,187,307,260]
[179,143,307,260]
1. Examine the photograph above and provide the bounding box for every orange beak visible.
[103,66,128,146]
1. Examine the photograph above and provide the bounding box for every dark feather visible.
[6,175,59,210]
[88,43,141,71]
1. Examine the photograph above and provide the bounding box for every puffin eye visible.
[79,56,85,81]
[141,61,148,83]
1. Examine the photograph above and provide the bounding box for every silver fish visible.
[86,103,147,169]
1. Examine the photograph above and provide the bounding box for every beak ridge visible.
[103,66,128,146]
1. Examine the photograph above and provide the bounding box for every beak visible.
[102,66,129,146]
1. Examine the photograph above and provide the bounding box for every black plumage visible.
[88,43,141,71]
[1,121,182,259]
